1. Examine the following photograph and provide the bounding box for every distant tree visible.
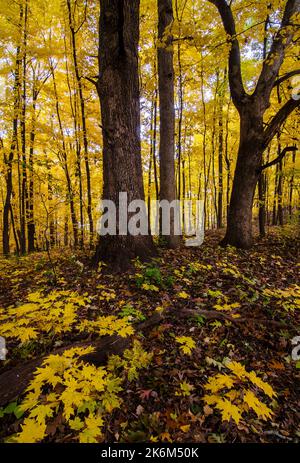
[157,0,180,248]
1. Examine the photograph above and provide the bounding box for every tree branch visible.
[208,0,246,109]
[255,0,300,100]
[258,146,297,172]
[274,69,300,87]
[263,97,300,149]
[83,76,98,86]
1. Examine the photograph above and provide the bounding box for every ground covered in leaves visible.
[0,225,299,443]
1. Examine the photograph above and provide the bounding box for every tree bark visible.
[20,0,28,255]
[221,107,264,248]
[94,0,155,268]
[3,6,23,256]
[27,78,38,253]
[157,0,180,248]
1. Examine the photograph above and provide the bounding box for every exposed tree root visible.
[0,308,284,407]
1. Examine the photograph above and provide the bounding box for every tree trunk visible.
[277,160,284,226]
[94,0,155,268]
[157,0,180,248]
[221,109,263,248]
[66,0,94,247]
[50,61,78,248]
[20,0,28,255]
[289,150,296,219]
[3,8,23,256]
[27,86,37,253]
[217,69,226,229]
[258,172,266,237]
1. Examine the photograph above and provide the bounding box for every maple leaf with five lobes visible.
[20,391,41,412]
[15,417,47,443]
[69,416,84,431]
[175,336,196,355]
[117,324,135,338]
[243,390,273,420]
[247,371,276,398]
[226,361,248,379]
[19,327,38,343]
[29,404,54,424]
[177,381,194,396]
[33,365,62,388]
[79,414,104,443]
[203,394,222,405]
[215,398,242,425]
[204,373,236,393]
[81,364,104,381]
[102,392,122,412]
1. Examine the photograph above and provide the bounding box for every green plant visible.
[119,304,146,322]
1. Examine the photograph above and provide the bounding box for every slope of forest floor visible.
[0,225,299,443]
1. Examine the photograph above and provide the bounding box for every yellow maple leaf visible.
[243,390,273,420]
[226,361,247,379]
[19,327,38,343]
[204,373,235,393]
[15,417,46,443]
[69,416,84,431]
[216,398,242,425]
[178,291,190,299]
[180,425,190,432]
[29,404,54,424]
[175,336,196,355]
[247,371,276,398]
[203,394,221,405]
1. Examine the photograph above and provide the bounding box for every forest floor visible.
[0,225,299,443]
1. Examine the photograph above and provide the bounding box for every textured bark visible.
[20,0,28,255]
[258,172,266,237]
[221,106,264,248]
[94,0,155,268]
[27,79,38,253]
[3,6,23,256]
[157,0,180,248]
[217,74,225,229]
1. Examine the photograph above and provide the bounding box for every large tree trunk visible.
[221,108,264,248]
[157,0,180,248]
[209,0,300,249]
[94,0,155,268]
[258,171,266,237]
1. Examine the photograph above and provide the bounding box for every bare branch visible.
[258,146,297,172]
[263,97,300,148]
[83,76,98,86]
[274,69,300,87]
